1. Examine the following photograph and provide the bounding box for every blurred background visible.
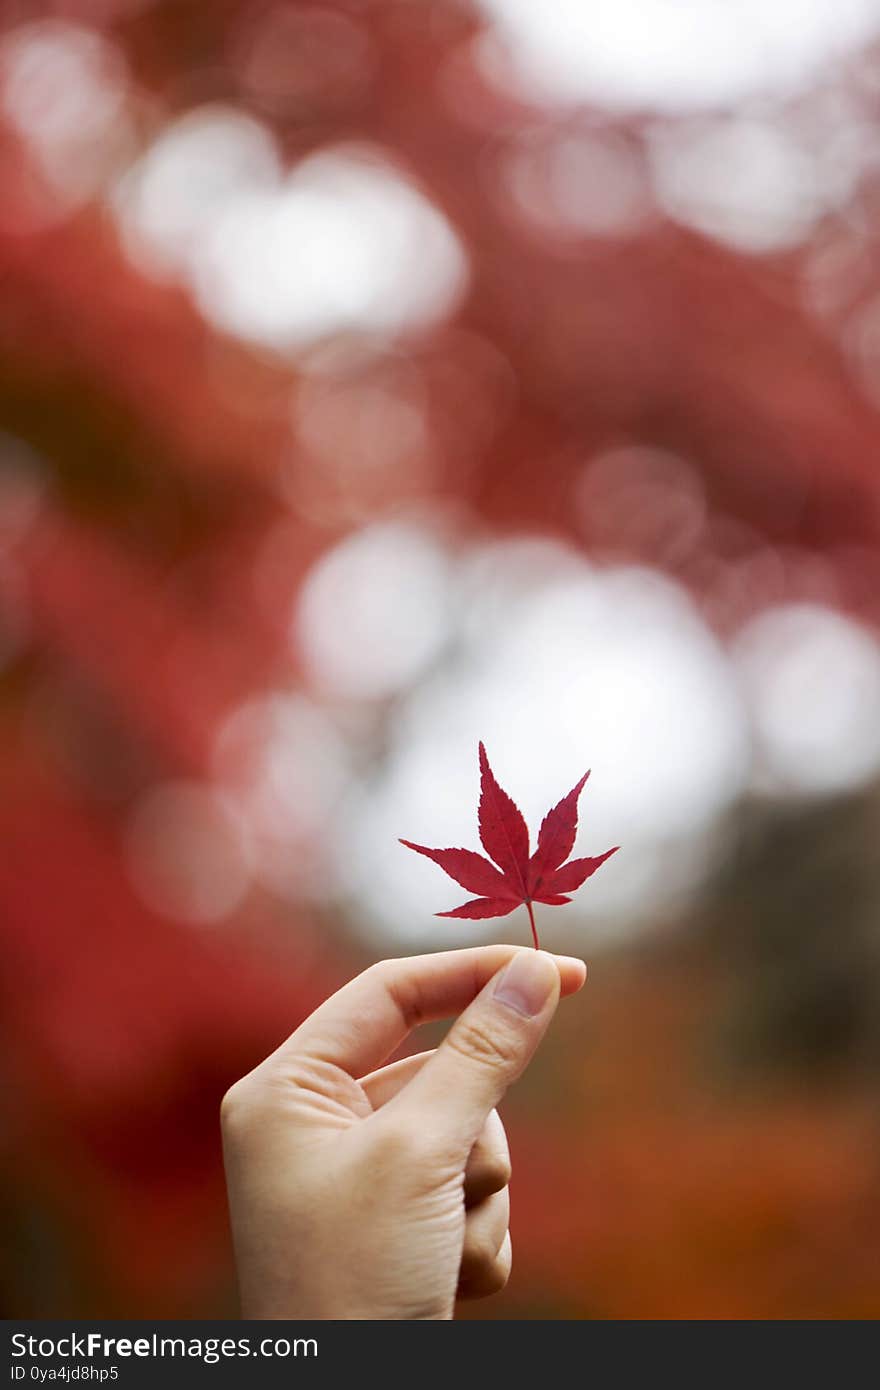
[2,0,880,1320]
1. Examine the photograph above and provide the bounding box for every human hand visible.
[221,945,586,1320]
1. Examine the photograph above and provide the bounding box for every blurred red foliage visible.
[2,0,880,1317]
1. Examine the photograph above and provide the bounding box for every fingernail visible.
[493,951,558,1018]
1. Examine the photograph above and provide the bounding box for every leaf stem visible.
[525,899,539,950]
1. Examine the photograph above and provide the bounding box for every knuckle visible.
[365,958,399,990]
[465,1152,511,1205]
[493,1150,513,1187]
[476,1150,512,1194]
[365,958,390,983]
[447,1015,520,1073]
[363,959,427,1033]
[460,1233,499,1279]
[484,1255,511,1294]
[459,1245,512,1297]
[219,1079,253,1133]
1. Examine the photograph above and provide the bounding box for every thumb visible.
[384,949,562,1155]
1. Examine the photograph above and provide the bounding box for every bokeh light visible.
[115,106,282,280]
[295,521,454,700]
[651,118,825,253]
[214,692,351,900]
[125,781,251,925]
[1,20,133,214]
[734,603,880,796]
[475,0,880,109]
[117,122,468,351]
[288,348,435,523]
[502,127,651,241]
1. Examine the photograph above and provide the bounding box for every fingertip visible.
[551,953,588,996]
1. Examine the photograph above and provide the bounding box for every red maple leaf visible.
[400,742,618,948]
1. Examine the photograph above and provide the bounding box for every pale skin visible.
[221,945,586,1320]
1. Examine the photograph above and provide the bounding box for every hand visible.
[221,945,586,1320]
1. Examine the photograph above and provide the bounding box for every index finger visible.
[266,945,586,1080]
